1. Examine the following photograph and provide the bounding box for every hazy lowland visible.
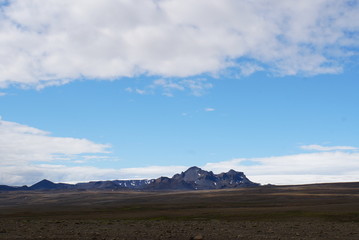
[0,182,358,239]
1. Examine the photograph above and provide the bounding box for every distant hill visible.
[0,167,259,191]
[0,185,29,191]
[29,179,74,190]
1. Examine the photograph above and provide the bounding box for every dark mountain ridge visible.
[0,167,259,191]
[29,179,74,190]
[146,166,258,190]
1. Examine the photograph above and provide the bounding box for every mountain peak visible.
[35,179,55,185]
[38,179,53,183]
[227,169,242,175]
[185,166,202,172]
[30,179,57,190]
[182,166,209,182]
[145,167,259,190]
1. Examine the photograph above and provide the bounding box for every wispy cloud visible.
[238,63,264,77]
[128,78,213,97]
[0,0,357,88]
[179,79,213,97]
[125,87,146,95]
[151,79,186,97]
[204,108,215,112]
[300,144,358,151]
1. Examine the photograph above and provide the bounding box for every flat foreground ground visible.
[0,182,358,239]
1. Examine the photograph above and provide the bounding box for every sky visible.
[0,0,359,186]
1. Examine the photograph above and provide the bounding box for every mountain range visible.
[0,167,259,191]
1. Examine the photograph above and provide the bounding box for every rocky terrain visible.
[0,167,259,191]
[0,218,357,240]
[0,182,358,239]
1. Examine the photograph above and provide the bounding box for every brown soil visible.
[0,182,358,239]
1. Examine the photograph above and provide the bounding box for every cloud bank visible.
[300,144,358,151]
[0,119,111,185]
[2,150,358,186]
[1,119,358,186]
[0,0,358,88]
[204,151,359,185]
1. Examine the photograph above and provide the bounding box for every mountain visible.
[75,180,125,190]
[113,179,154,189]
[145,166,259,190]
[29,179,74,190]
[74,179,154,190]
[0,185,28,191]
[0,167,259,191]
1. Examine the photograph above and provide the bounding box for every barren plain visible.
[0,182,358,239]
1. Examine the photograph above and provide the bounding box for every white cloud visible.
[0,119,188,186]
[300,144,358,151]
[1,120,358,186]
[151,79,185,97]
[179,79,213,96]
[0,0,358,88]
[117,165,188,179]
[204,108,215,112]
[2,142,358,185]
[204,151,359,185]
[238,63,264,77]
[130,78,213,96]
[125,87,146,95]
[0,92,6,96]
[0,164,189,186]
[0,119,111,166]
[135,88,146,95]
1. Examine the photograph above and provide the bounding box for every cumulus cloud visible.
[0,0,358,88]
[300,144,358,151]
[0,119,110,166]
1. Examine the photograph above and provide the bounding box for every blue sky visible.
[0,0,359,185]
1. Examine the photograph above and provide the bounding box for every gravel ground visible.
[0,218,358,240]
[1,183,358,239]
